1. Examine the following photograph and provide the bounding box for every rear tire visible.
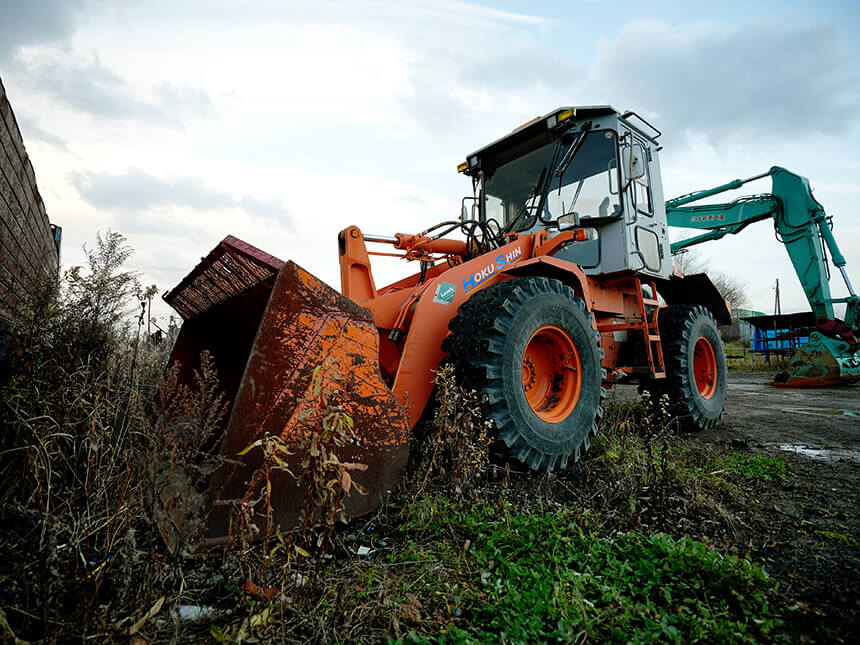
[656,305,727,429]
[442,277,604,471]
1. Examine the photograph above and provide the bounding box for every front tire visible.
[442,277,604,471]
[657,305,727,429]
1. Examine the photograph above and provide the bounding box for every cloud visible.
[459,49,582,93]
[592,20,859,144]
[69,167,293,231]
[18,55,214,127]
[1,1,213,127]
[406,0,555,30]
[0,0,88,62]
[395,194,428,205]
[207,0,554,32]
[16,116,68,150]
[396,40,579,139]
[154,82,216,122]
[28,57,163,122]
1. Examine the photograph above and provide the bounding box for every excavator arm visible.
[664,166,860,386]
[666,166,859,331]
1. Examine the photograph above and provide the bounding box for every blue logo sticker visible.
[433,282,457,305]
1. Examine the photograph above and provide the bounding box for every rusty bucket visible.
[163,237,409,546]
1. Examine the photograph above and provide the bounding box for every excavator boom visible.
[665,167,860,386]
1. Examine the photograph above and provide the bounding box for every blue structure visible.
[742,311,815,362]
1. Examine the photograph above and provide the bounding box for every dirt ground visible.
[426,370,859,640]
[634,371,859,638]
[174,371,860,643]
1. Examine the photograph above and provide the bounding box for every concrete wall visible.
[0,77,59,332]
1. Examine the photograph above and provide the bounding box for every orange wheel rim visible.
[693,337,717,399]
[522,325,582,422]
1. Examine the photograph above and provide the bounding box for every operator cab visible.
[459,106,671,279]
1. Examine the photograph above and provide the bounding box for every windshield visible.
[484,130,620,232]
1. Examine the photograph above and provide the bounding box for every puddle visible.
[794,409,858,417]
[729,383,780,393]
[775,444,859,463]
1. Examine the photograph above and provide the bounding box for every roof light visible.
[557,109,574,122]
[512,115,541,132]
[457,162,468,173]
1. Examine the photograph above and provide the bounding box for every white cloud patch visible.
[0,0,91,62]
[68,167,293,233]
[462,51,582,94]
[13,53,214,128]
[16,115,67,149]
[591,20,859,146]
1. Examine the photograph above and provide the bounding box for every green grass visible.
[706,453,792,482]
[813,530,858,548]
[395,497,781,643]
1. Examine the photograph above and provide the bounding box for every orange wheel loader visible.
[163,106,732,544]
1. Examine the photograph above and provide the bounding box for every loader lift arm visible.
[665,166,859,331]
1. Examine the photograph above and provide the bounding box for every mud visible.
[646,372,858,639]
[423,370,859,639]
[360,370,858,641]
[402,369,858,639]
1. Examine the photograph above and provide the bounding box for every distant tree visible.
[671,250,703,276]
[672,250,748,311]
[53,230,140,372]
[709,273,749,311]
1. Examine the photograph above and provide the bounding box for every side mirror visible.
[621,144,646,181]
[460,199,480,221]
[557,212,580,231]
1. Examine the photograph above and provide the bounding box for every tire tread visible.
[442,276,605,471]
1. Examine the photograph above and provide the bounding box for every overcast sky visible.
[2,0,858,324]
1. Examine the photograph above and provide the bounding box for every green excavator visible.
[666,166,859,386]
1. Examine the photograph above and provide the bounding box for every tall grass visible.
[0,232,202,640]
[0,232,796,643]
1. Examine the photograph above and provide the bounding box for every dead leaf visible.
[126,595,165,636]
[793,601,826,616]
[242,580,278,600]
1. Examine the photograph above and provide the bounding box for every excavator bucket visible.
[163,236,409,547]
[772,331,860,387]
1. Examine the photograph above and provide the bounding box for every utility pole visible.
[773,278,781,316]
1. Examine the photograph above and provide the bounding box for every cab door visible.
[620,131,664,277]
